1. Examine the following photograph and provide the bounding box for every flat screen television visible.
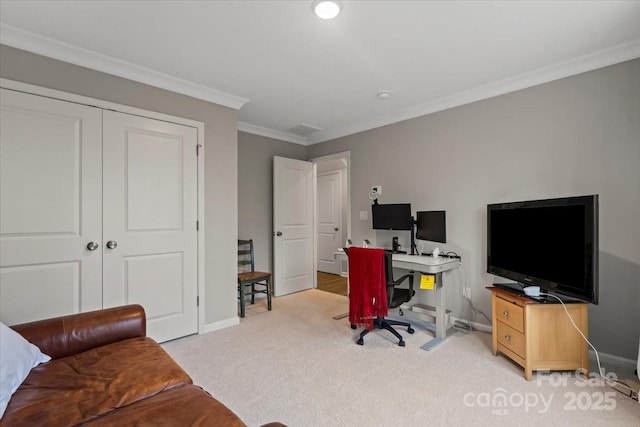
[372,203,412,231]
[487,195,599,304]
[416,211,446,243]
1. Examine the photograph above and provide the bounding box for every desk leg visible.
[420,272,448,351]
[435,272,446,339]
[332,275,349,320]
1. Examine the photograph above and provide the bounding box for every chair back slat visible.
[238,239,256,273]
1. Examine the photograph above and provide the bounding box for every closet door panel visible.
[102,111,198,343]
[0,89,102,325]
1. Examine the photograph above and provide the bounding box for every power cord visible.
[455,263,491,333]
[443,251,462,259]
[540,292,638,402]
[453,319,473,333]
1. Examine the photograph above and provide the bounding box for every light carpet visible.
[162,289,639,427]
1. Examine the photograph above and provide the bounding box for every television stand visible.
[487,287,589,381]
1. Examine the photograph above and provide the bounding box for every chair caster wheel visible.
[408,327,415,334]
[351,324,357,330]
[357,338,364,345]
[399,340,405,347]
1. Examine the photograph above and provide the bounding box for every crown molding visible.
[0,24,249,110]
[307,39,640,144]
[238,122,307,145]
[3,23,638,145]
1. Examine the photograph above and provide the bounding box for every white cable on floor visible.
[540,292,637,399]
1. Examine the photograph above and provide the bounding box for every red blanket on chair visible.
[348,247,388,330]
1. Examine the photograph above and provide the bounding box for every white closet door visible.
[0,89,103,325]
[102,111,198,342]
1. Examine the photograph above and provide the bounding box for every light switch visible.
[360,210,368,221]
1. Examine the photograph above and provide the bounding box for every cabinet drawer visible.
[495,296,524,332]
[497,322,525,359]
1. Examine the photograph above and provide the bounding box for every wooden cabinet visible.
[488,287,589,381]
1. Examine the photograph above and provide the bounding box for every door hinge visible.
[196,144,202,156]
[197,296,199,307]
[196,220,199,231]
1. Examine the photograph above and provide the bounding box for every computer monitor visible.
[371,203,412,230]
[415,211,446,243]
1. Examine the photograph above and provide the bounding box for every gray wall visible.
[237,132,307,272]
[308,59,640,360]
[0,45,239,327]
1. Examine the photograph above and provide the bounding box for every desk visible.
[334,250,461,350]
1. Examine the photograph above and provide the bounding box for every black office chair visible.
[347,248,415,346]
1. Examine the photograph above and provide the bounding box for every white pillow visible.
[0,322,51,418]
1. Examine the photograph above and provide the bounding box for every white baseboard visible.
[199,316,239,335]
[590,349,638,374]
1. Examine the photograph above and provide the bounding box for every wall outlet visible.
[371,185,382,196]
[359,210,368,220]
[463,287,472,299]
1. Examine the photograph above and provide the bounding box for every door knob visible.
[275,231,282,237]
[334,227,339,232]
[106,240,118,249]
[86,241,99,251]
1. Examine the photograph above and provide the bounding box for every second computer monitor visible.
[416,211,446,243]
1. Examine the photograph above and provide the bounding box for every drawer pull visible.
[505,335,511,341]
[503,310,509,317]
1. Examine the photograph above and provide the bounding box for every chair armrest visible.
[387,273,415,304]
[11,304,146,359]
[396,273,414,291]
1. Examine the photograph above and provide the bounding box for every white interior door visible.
[317,171,342,274]
[273,156,315,296]
[102,111,198,342]
[0,89,103,324]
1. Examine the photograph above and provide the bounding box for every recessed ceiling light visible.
[377,91,391,100]
[312,1,341,20]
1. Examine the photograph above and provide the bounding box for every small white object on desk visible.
[432,247,440,258]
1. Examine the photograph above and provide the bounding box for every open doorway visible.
[311,151,350,297]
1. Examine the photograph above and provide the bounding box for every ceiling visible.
[1,1,639,145]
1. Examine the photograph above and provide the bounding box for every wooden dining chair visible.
[237,239,272,317]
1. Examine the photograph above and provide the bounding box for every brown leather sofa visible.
[2,305,284,427]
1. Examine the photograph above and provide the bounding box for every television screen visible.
[372,203,412,231]
[416,211,446,243]
[487,195,598,304]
